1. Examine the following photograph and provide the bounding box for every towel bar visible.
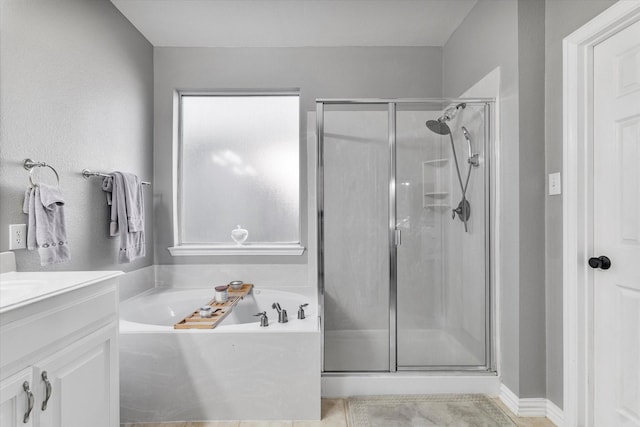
[24,158,60,187]
[81,169,151,185]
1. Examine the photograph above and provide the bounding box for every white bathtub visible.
[119,287,321,423]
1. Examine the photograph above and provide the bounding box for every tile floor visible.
[122,398,557,427]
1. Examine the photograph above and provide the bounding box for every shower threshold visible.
[321,371,499,398]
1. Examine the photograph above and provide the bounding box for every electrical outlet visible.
[9,224,27,250]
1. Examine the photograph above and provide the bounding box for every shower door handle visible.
[395,229,402,246]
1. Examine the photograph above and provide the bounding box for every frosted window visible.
[179,94,300,245]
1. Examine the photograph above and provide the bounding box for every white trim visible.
[500,384,564,424]
[547,400,565,427]
[499,383,520,416]
[518,398,549,418]
[562,2,640,427]
[168,244,305,256]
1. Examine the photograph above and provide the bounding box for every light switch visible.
[549,172,561,196]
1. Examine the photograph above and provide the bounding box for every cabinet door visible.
[0,368,35,427]
[36,324,118,427]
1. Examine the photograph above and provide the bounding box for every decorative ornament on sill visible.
[231,225,248,245]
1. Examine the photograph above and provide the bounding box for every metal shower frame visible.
[316,98,495,374]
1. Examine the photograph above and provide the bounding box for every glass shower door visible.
[322,104,390,371]
[395,103,489,368]
[319,100,492,373]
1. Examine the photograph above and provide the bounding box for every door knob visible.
[588,255,611,270]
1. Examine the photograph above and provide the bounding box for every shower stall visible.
[317,99,493,375]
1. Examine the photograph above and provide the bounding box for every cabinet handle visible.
[41,371,52,411]
[22,381,34,424]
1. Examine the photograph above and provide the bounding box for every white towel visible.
[102,172,145,263]
[22,183,71,266]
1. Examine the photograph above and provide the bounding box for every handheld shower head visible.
[461,126,471,140]
[461,126,479,167]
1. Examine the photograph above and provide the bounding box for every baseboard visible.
[499,384,520,415]
[499,384,563,426]
[546,400,564,426]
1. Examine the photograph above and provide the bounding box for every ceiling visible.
[110,0,477,48]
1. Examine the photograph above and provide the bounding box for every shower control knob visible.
[588,256,611,270]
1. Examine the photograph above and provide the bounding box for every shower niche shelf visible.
[422,159,450,209]
[423,158,449,165]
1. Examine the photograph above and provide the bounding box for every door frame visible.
[562,2,640,426]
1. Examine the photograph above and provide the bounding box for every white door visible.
[593,18,640,427]
[36,327,117,427]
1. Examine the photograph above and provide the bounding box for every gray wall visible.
[0,0,154,272]
[517,0,547,400]
[153,46,443,274]
[544,0,618,408]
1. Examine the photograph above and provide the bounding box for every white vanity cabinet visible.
[0,272,121,427]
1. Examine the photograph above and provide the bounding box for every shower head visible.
[425,119,451,135]
[425,103,466,135]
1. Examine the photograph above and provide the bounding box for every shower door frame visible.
[317,98,495,374]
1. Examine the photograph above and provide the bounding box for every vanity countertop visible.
[0,270,123,314]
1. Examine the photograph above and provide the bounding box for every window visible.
[169,92,303,256]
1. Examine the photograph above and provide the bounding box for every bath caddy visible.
[174,283,254,329]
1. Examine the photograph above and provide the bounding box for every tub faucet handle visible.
[272,302,288,323]
[254,311,269,327]
[298,303,309,320]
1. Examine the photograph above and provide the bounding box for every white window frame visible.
[168,90,305,256]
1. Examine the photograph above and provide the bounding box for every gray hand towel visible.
[22,184,71,266]
[102,171,145,263]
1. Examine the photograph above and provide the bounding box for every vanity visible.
[0,253,122,427]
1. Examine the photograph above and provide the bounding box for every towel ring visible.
[23,158,60,187]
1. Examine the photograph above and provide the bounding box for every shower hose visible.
[447,131,473,233]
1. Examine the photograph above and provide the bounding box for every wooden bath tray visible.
[174,283,254,329]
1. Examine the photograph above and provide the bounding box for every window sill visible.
[168,244,306,256]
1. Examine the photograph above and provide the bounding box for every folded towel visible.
[22,183,70,266]
[102,171,145,263]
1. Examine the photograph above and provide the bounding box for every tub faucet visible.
[298,303,309,320]
[254,311,269,327]
[272,302,288,323]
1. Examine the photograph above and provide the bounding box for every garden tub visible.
[119,287,320,422]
